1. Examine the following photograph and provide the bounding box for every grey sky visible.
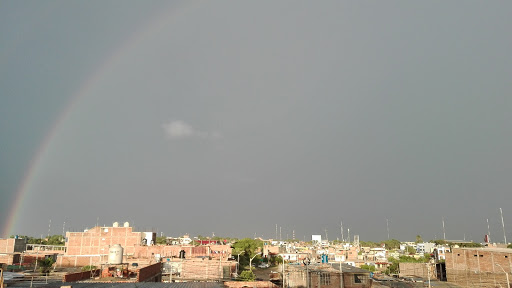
[1,1,511,243]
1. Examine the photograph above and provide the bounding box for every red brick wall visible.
[137,262,162,282]
[225,281,278,288]
[57,255,104,267]
[447,248,512,273]
[446,248,512,288]
[0,254,13,265]
[0,239,16,253]
[66,227,142,256]
[133,245,232,259]
[63,269,100,282]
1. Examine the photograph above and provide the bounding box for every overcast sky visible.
[1,1,512,243]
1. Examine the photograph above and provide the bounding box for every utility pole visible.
[339,261,343,288]
[47,219,51,238]
[500,208,507,244]
[303,258,311,288]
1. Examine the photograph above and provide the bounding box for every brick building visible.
[446,247,512,288]
[285,263,372,288]
[66,224,143,256]
[0,238,27,265]
[163,258,237,281]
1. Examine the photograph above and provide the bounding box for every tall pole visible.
[47,219,51,238]
[427,262,431,288]
[386,219,390,240]
[501,208,507,244]
[487,218,491,243]
[340,221,344,242]
[339,260,343,288]
[276,224,278,240]
[442,217,446,240]
[282,257,285,288]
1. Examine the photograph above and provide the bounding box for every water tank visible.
[113,222,119,227]
[108,244,124,264]
[123,222,130,227]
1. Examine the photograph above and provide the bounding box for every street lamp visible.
[249,254,259,271]
[496,264,510,288]
[236,251,245,276]
[303,258,311,288]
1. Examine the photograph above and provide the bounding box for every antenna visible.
[347,228,350,244]
[325,228,328,242]
[276,224,278,240]
[386,219,390,240]
[280,227,282,241]
[487,218,491,243]
[341,220,344,242]
[293,230,295,240]
[442,217,446,240]
[500,208,507,244]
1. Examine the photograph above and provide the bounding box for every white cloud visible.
[162,120,221,140]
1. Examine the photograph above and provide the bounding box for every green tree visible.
[507,243,512,249]
[45,235,65,245]
[405,246,416,254]
[232,238,263,269]
[380,239,401,250]
[156,236,167,245]
[270,255,283,266]
[82,265,97,271]
[458,242,483,248]
[430,239,447,245]
[238,270,255,281]
[359,241,379,248]
[385,258,399,275]
[360,264,376,272]
[415,235,423,243]
[38,258,55,274]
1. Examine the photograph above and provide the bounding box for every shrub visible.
[239,270,255,281]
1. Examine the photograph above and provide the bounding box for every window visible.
[354,274,368,284]
[505,256,508,259]
[479,255,483,257]
[457,254,460,256]
[320,273,331,285]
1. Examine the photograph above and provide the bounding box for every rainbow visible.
[2,1,196,237]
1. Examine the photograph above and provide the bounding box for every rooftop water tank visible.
[123,222,130,227]
[113,222,119,227]
[108,244,124,264]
